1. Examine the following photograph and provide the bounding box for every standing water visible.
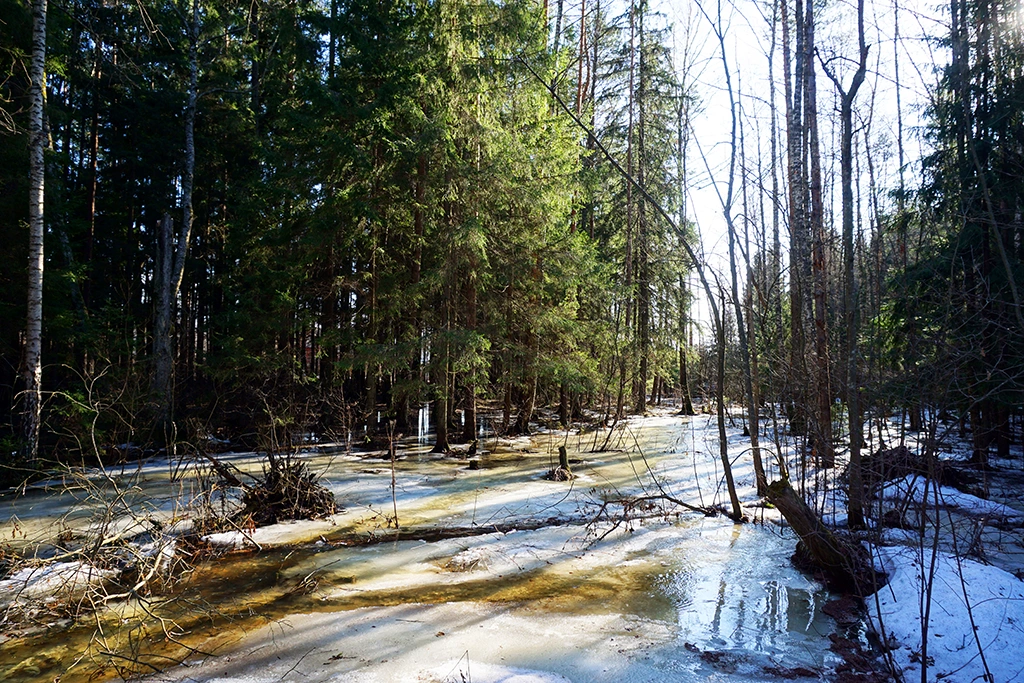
[1,412,844,682]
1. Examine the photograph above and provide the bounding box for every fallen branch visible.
[587,494,717,544]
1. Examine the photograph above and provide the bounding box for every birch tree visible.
[22,0,47,463]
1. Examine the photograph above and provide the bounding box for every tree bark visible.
[461,256,478,443]
[431,379,450,453]
[731,87,767,496]
[153,0,200,441]
[515,361,537,435]
[766,479,874,591]
[154,214,174,441]
[22,0,48,464]
[821,0,868,525]
[678,341,695,415]
[717,296,743,520]
[783,0,808,437]
[636,0,650,414]
[805,0,834,468]
[622,0,636,415]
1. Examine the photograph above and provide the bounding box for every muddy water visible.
[1,415,842,682]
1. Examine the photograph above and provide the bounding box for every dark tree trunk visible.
[431,363,450,454]
[766,479,876,592]
[678,344,695,415]
[805,0,833,468]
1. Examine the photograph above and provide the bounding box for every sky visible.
[656,0,951,338]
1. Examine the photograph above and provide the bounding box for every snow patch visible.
[878,474,1022,519]
[0,561,114,608]
[868,544,1024,682]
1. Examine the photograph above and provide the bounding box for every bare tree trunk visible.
[723,101,766,493]
[674,57,695,418]
[622,0,636,414]
[768,0,784,395]
[717,291,743,520]
[738,102,767,495]
[575,0,587,114]
[822,0,868,525]
[462,256,478,443]
[766,479,873,590]
[516,342,538,435]
[636,0,650,414]
[705,3,766,498]
[154,0,200,442]
[554,0,564,52]
[154,214,174,439]
[677,285,695,416]
[805,0,834,467]
[782,0,808,437]
[22,0,48,463]
[328,0,337,81]
[85,46,100,312]
[432,361,450,453]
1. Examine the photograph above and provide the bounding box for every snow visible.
[121,412,847,683]
[879,474,1024,520]
[0,561,114,609]
[868,544,1024,682]
[202,519,339,549]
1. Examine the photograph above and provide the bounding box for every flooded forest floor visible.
[2,407,1023,682]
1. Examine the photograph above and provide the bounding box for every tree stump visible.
[558,445,570,472]
[544,446,574,481]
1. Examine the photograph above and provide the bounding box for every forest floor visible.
[2,408,1023,682]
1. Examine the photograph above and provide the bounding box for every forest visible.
[1,0,1023,681]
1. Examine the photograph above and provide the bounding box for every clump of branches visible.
[232,454,336,527]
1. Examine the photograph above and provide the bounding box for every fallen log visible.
[766,479,881,594]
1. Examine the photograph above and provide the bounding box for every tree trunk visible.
[730,87,767,496]
[635,1,650,414]
[678,342,694,415]
[154,214,174,438]
[559,382,569,427]
[674,63,695,419]
[153,0,200,442]
[515,364,537,435]
[717,307,744,521]
[822,0,868,525]
[766,479,874,592]
[432,384,450,454]
[621,0,636,416]
[21,0,48,464]
[805,0,834,468]
[365,231,379,434]
[768,0,782,354]
[432,325,450,453]
[462,257,478,443]
[783,0,808,437]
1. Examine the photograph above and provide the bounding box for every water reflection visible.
[417,403,430,444]
[648,520,835,672]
